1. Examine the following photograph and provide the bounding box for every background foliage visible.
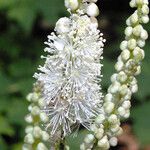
[0,0,150,149]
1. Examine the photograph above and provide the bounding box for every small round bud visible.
[120,84,128,95]
[37,143,48,150]
[118,107,126,117]
[133,47,145,62]
[141,15,149,24]
[120,41,128,50]
[25,126,33,134]
[42,131,50,141]
[133,25,142,37]
[115,61,124,71]
[38,98,46,108]
[104,102,115,114]
[25,114,33,123]
[128,39,137,50]
[24,133,34,144]
[130,13,138,24]
[31,106,40,116]
[130,0,137,7]
[131,84,138,93]
[109,137,118,147]
[141,4,149,15]
[135,65,141,75]
[117,71,128,83]
[125,26,133,37]
[84,134,95,144]
[55,17,71,34]
[111,73,118,82]
[80,144,85,150]
[40,112,49,123]
[105,93,113,102]
[33,126,42,138]
[137,39,145,47]
[108,114,118,124]
[108,82,121,94]
[140,29,148,40]
[121,49,130,61]
[122,101,131,109]
[95,114,105,124]
[98,136,109,149]
[86,3,99,17]
[65,0,79,11]
[95,128,104,139]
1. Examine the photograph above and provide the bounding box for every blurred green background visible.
[0,0,150,149]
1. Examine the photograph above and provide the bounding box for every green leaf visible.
[131,101,150,146]
[0,115,15,136]
[7,99,28,125]
[67,130,89,150]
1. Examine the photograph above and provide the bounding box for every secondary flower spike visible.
[34,0,105,136]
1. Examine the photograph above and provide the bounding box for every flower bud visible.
[55,17,71,34]
[125,26,133,37]
[109,137,118,147]
[24,133,34,144]
[128,39,137,50]
[86,3,99,17]
[141,15,149,24]
[141,4,149,15]
[120,40,128,50]
[65,0,79,11]
[121,49,130,61]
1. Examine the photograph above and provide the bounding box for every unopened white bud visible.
[111,73,118,82]
[141,15,149,24]
[55,17,71,34]
[24,133,34,144]
[42,131,50,141]
[40,112,49,123]
[37,143,48,150]
[105,93,113,102]
[133,25,142,37]
[25,115,33,123]
[84,134,95,144]
[125,26,133,37]
[95,114,105,124]
[140,29,148,40]
[98,136,109,149]
[31,106,40,116]
[86,3,99,17]
[65,0,79,11]
[95,128,104,140]
[131,84,138,93]
[143,0,149,5]
[117,71,127,83]
[130,13,138,24]
[141,4,149,15]
[38,98,46,108]
[108,82,121,94]
[104,102,115,114]
[122,101,131,109]
[137,39,145,47]
[120,84,128,95]
[80,143,85,150]
[121,49,130,61]
[133,47,145,62]
[128,39,137,50]
[108,114,118,124]
[135,65,141,75]
[25,126,33,134]
[33,126,41,138]
[115,61,124,71]
[109,137,118,147]
[118,107,126,116]
[130,0,137,7]
[120,41,128,50]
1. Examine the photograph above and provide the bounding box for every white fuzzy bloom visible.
[34,14,104,136]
